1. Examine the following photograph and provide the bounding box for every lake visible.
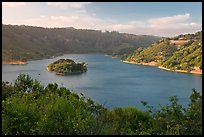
[2,54,202,109]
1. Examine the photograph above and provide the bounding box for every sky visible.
[2,2,202,37]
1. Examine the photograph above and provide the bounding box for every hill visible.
[123,31,202,74]
[2,24,160,62]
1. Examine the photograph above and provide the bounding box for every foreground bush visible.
[2,74,202,135]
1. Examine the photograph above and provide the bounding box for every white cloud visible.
[108,24,135,31]
[46,2,92,9]
[2,2,26,8]
[148,13,190,27]
[76,9,87,13]
[107,13,201,36]
[12,14,106,30]
[4,13,201,37]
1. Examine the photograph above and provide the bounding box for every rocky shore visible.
[122,60,202,75]
[2,61,27,65]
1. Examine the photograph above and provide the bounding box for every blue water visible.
[2,54,202,109]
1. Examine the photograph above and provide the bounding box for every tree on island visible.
[47,59,87,75]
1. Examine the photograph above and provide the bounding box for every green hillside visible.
[161,40,202,72]
[124,39,178,63]
[2,24,160,62]
[123,31,202,73]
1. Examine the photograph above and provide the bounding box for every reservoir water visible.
[2,54,202,109]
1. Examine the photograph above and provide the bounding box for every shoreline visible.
[46,66,51,72]
[122,60,202,75]
[2,61,27,65]
[46,66,86,75]
[122,60,158,66]
[158,66,202,75]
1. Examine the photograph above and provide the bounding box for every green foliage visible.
[184,89,202,135]
[154,96,185,135]
[2,74,202,135]
[172,31,202,40]
[124,40,177,64]
[36,94,96,135]
[47,59,87,75]
[105,107,156,135]
[14,73,44,95]
[2,96,40,135]
[162,40,202,71]
[2,74,105,135]
[2,81,15,100]
[142,89,202,135]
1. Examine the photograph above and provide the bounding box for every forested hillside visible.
[123,31,202,73]
[2,24,160,62]
[161,39,202,71]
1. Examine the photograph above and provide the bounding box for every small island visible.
[47,59,87,75]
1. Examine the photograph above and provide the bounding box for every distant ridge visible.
[2,24,160,62]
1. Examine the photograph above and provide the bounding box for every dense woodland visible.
[123,31,202,72]
[2,74,202,135]
[2,24,160,62]
[161,39,202,71]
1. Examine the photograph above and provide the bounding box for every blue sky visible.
[2,2,202,36]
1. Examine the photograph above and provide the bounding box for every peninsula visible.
[122,31,202,75]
